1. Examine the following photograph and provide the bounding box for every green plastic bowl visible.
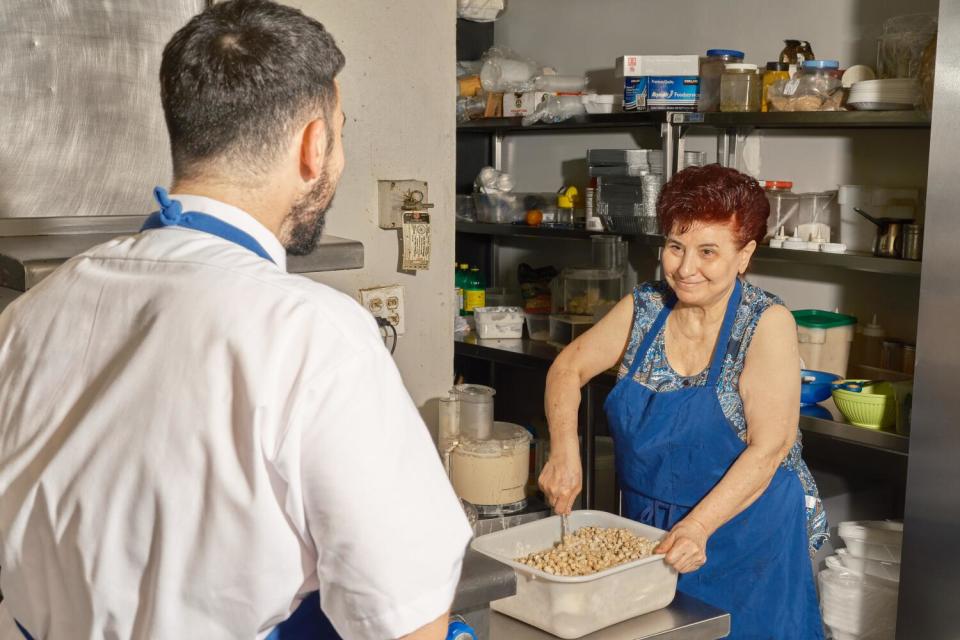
[832,381,896,430]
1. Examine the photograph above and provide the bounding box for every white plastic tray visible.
[471,511,677,639]
[836,548,901,583]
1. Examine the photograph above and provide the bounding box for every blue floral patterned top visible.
[617,280,828,555]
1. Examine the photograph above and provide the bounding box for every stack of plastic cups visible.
[641,174,663,234]
[819,521,903,639]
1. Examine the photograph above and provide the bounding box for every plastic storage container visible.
[549,314,594,346]
[797,191,839,244]
[473,192,526,224]
[474,307,525,339]
[836,548,901,582]
[720,63,761,112]
[525,313,550,341]
[763,182,799,240]
[793,310,857,377]
[838,520,904,563]
[471,511,677,639]
[698,49,744,112]
[554,268,624,316]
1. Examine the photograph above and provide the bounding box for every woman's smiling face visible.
[661,220,756,307]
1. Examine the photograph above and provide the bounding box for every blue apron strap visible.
[624,289,675,382]
[15,619,34,640]
[705,278,743,387]
[142,187,277,265]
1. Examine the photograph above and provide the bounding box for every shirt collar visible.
[167,193,288,272]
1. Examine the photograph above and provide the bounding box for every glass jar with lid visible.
[720,63,762,112]
[698,49,745,112]
[762,62,790,112]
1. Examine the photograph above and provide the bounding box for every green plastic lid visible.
[793,309,857,329]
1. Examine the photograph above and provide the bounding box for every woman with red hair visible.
[540,165,826,639]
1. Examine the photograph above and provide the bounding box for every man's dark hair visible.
[160,0,345,179]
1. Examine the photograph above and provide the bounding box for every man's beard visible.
[281,169,335,256]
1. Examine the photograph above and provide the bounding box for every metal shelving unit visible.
[456,221,923,276]
[454,335,909,456]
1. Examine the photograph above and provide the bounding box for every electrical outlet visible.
[359,285,405,336]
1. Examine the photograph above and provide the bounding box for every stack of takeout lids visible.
[847,79,919,111]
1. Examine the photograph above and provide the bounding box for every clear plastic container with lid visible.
[763,181,799,241]
[720,63,762,112]
[792,60,843,111]
[698,49,745,112]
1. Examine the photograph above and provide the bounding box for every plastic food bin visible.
[474,307,524,339]
[793,310,857,377]
[838,520,903,563]
[471,511,677,639]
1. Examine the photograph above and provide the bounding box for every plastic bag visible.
[458,0,506,23]
[518,263,558,315]
[521,94,586,126]
[457,95,486,123]
[479,47,540,93]
[878,14,938,79]
[767,73,843,112]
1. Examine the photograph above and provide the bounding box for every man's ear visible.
[299,118,328,181]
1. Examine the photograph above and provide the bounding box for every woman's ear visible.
[299,118,329,182]
[739,239,757,274]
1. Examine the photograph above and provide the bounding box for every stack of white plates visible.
[848,79,919,111]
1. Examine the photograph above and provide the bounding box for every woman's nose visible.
[678,252,698,278]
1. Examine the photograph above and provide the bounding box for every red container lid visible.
[763,180,794,190]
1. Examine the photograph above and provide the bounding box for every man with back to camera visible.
[0,1,472,638]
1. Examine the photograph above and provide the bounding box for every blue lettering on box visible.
[647,76,700,111]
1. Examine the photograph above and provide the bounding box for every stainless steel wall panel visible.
[0,1,202,218]
[898,0,960,636]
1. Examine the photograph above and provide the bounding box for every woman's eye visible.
[701,249,715,257]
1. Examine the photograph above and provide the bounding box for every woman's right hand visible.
[538,437,582,515]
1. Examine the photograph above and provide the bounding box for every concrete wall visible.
[286,0,457,427]
[489,0,935,343]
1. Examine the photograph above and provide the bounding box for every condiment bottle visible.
[762,62,790,112]
[463,267,486,316]
[859,314,886,369]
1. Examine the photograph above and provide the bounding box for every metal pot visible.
[854,208,912,258]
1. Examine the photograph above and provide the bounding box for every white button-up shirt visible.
[0,195,471,639]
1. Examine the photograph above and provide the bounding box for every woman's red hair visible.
[657,164,769,247]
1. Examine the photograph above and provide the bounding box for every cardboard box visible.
[501,91,554,117]
[616,55,700,111]
[615,55,700,78]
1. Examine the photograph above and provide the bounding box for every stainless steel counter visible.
[488,592,730,640]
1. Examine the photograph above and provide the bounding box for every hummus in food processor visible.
[450,421,531,509]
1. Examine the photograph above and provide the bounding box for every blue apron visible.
[603,279,823,640]
[13,188,338,640]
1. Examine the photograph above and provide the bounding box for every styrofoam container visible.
[581,94,620,114]
[474,306,524,339]
[838,520,903,563]
[819,567,898,638]
[836,548,901,582]
[471,511,677,639]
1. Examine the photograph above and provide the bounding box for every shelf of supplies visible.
[457,112,668,133]
[455,335,909,456]
[753,245,922,276]
[457,110,931,134]
[800,400,909,455]
[670,110,932,130]
[456,220,662,244]
[456,222,923,276]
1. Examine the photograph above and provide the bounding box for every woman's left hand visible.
[655,517,710,573]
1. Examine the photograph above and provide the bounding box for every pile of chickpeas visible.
[516,526,657,577]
